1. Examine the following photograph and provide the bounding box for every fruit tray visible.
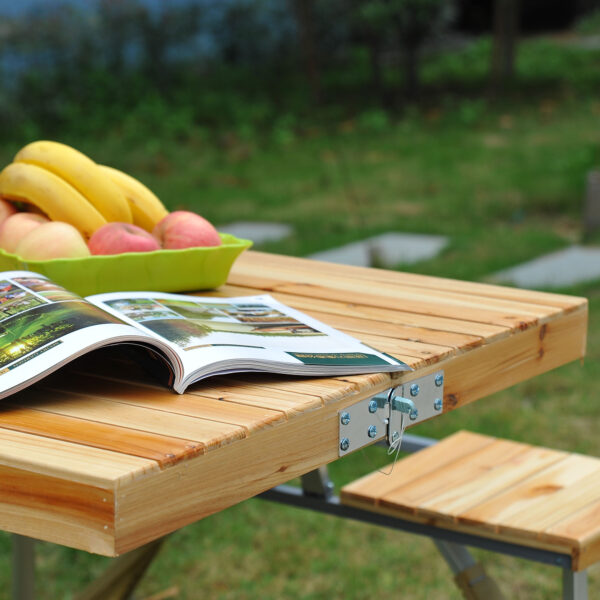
[0,233,252,297]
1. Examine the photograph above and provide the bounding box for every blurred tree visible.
[352,0,390,101]
[490,0,520,93]
[136,2,202,89]
[350,0,454,101]
[392,0,454,98]
[290,0,322,104]
[97,0,144,77]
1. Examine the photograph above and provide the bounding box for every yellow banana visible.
[0,162,107,238]
[14,140,133,223]
[98,165,168,232]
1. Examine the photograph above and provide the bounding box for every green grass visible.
[1,46,600,600]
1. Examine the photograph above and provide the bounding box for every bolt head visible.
[435,374,444,387]
[410,384,420,397]
[409,408,419,421]
[367,425,377,438]
[340,438,350,451]
[368,399,378,413]
[340,412,351,425]
[434,398,443,411]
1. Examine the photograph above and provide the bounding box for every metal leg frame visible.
[262,433,586,600]
[10,535,166,600]
[563,569,588,600]
[12,535,35,600]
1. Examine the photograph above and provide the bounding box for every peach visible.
[88,222,161,255]
[0,198,17,226]
[15,221,90,260]
[0,212,49,254]
[152,211,221,249]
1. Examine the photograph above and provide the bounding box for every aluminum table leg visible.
[12,535,35,600]
[563,569,588,600]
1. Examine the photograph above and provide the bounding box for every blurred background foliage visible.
[0,0,599,144]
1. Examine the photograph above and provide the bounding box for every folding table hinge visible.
[338,370,444,456]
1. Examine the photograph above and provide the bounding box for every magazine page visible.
[0,271,179,400]
[86,291,410,392]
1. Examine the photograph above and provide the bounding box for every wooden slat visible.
[303,310,484,349]
[455,453,600,539]
[0,428,157,486]
[214,284,505,343]
[474,461,600,531]
[379,439,531,512]
[341,431,494,508]
[236,251,585,310]
[0,403,203,466]
[426,305,587,412]
[0,463,116,555]
[419,444,566,518]
[38,371,287,433]
[227,273,554,330]
[545,500,600,570]
[230,253,573,322]
[13,388,246,452]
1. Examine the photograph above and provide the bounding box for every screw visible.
[391,431,400,443]
[410,384,420,397]
[367,425,377,438]
[434,398,443,411]
[435,373,444,387]
[340,438,350,451]
[340,412,351,425]
[368,399,378,413]
[409,408,419,421]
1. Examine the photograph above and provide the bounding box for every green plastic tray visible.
[0,233,252,296]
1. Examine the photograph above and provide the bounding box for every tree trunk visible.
[491,0,519,94]
[403,41,420,101]
[367,36,384,102]
[291,0,321,105]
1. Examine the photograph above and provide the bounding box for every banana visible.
[0,162,107,238]
[98,165,168,232]
[14,140,133,224]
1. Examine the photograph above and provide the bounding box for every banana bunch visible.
[0,141,168,238]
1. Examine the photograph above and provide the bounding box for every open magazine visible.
[0,270,410,399]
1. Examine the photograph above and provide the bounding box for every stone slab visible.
[491,245,600,288]
[309,232,448,268]
[219,222,292,244]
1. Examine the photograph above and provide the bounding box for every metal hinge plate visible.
[338,370,444,456]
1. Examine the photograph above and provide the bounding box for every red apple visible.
[152,211,221,249]
[15,221,90,260]
[0,199,17,226]
[0,212,50,254]
[88,222,161,255]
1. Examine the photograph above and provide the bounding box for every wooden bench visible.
[340,430,600,599]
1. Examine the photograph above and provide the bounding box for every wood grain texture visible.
[0,251,587,555]
[340,431,600,571]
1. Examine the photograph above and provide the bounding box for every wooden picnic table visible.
[0,250,588,559]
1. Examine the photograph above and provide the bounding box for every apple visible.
[0,199,17,226]
[15,221,90,260]
[0,212,50,254]
[88,222,161,255]
[152,211,221,249]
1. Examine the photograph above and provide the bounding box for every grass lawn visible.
[0,58,599,600]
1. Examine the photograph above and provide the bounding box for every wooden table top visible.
[0,251,588,556]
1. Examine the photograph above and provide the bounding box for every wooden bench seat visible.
[340,430,600,598]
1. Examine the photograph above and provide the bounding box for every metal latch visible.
[338,370,444,456]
